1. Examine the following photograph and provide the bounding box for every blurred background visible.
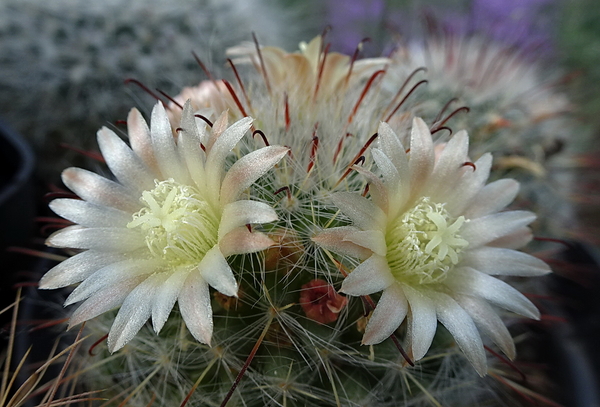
[0,0,599,405]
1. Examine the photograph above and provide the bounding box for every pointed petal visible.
[179,271,213,345]
[455,295,516,360]
[107,274,162,352]
[445,153,493,215]
[409,118,435,194]
[61,168,139,212]
[218,200,278,241]
[343,230,387,257]
[127,108,158,173]
[311,226,373,260]
[49,198,131,228]
[69,275,146,327]
[97,127,155,194]
[363,283,408,345]
[340,255,394,296]
[460,211,536,248]
[423,130,469,197]
[447,267,540,319]
[431,292,487,376]
[205,117,253,198]
[150,102,189,182]
[46,226,145,252]
[350,165,389,214]
[64,259,157,306]
[219,227,275,257]
[220,146,288,205]
[178,102,206,189]
[39,250,125,289]
[403,284,437,361]
[488,228,533,249]
[376,122,409,176]
[462,247,551,276]
[464,179,520,219]
[198,246,238,297]
[151,268,189,333]
[331,192,386,231]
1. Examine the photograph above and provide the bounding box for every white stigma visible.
[386,197,469,285]
[127,179,219,266]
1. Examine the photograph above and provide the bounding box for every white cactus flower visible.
[39,101,288,352]
[312,117,551,376]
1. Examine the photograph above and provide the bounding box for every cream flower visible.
[39,101,288,352]
[312,118,551,375]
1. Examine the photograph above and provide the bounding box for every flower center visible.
[386,197,469,285]
[127,179,219,266]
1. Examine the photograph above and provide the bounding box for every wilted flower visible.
[299,279,348,324]
[313,118,551,375]
[39,101,288,351]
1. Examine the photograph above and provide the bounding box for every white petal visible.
[311,227,374,260]
[46,226,145,252]
[49,199,131,228]
[376,122,409,176]
[350,165,389,214]
[464,179,520,219]
[198,246,238,297]
[455,295,516,360]
[39,250,125,289]
[402,284,437,361]
[488,228,533,249]
[460,211,536,248]
[61,168,139,213]
[447,267,540,319]
[331,192,386,231]
[462,247,551,276]
[107,273,163,352]
[432,292,487,376]
[151,268,189,333]
[219,227,275,257]
[218,200,278,240]
[150,102,189,182]
[97,127,155,194]
[205,117,253,198]
[363,283,408,345]
[69,275,146,327]
[127,108,158,173]
[343,230,387,257]
[424,131,469,196]
[409,118,435,194]
[178,270,213,345]
[340,255,394,296]
[64,259,157,306]
[444,153,493,215]
[220,146,288,205]
[178,102,206,190]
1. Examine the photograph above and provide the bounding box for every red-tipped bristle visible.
[348,70,386,124]
[336,133,378,186]
[384,79,428,123]
[433,97,459,125]
[222,79,249,118]
[333,132,353,165]
[307,131,320,174]
[124,78,164,105]
[194,114,213,128]
[227,58,253,114]
[252,32,272,94]
[88,333,109,356]
[192,51,215,81]
[157,89,183,110]
[362,183,370,197]
[284,92,291,131]
[274,186,292,201]
[252,129,270,146]
[485,345,527,382]
[345,38,371,86]
[433,106,470,129]
[314,42,331,100]
[382,67,427,120]
[59,143,105,163]
[462,161,477,170]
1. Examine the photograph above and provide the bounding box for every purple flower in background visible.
[326,0,385,54]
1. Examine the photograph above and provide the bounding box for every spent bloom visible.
[313,117,551,375]
[39,101,288,351]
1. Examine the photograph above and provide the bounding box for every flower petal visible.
[408,117,435,195]
[363,283,408,345]
[447,267,540,319]
[219,227,275,257]
[464,179,520,219]
[39,250,125,289]
[331,192,386,231]
[49,199,131,228]
[64,259,157,306]
[460,211,536,248]
[218,200,278,241]
[198,246,238,297]
[340,255,394,296]
[488,228,533,249]
[454,294,516,360]
[402,284,437,361]
[68,275,146,328]
[127,108,158,174]
[376,122,409,177]
[107,273,163,352]
[46,226,145,252]
[205,116,253,198]
[311,226,373,260]
[343,230,387,257]
[178,102,207,189]
[151,268,189,334]
[61,168,140,213]
[444,153,492,215]
[97,127,155,194]
[431,292,487,376]
[424,130,469,196]
[178,270,213,345]
[220,146,288,205]
[150,102,189,182]
[462,247,551,276]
